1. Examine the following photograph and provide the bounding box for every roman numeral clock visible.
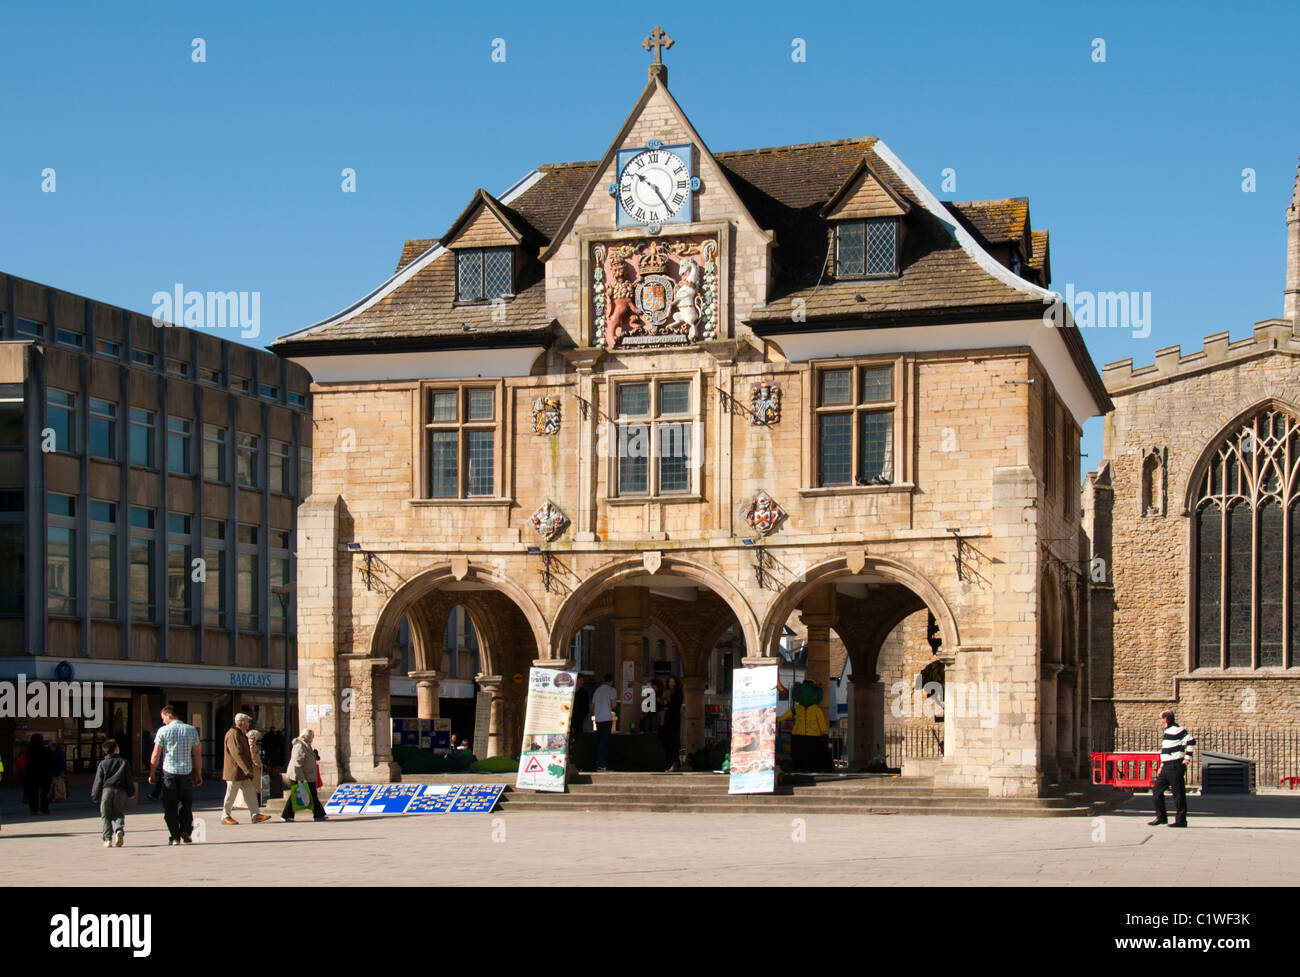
[609,140,701,233]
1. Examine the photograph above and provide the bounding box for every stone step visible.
[502,789,1093,809]
[496,798,1111,818]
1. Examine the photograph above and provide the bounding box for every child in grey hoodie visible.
[90,739,135,848]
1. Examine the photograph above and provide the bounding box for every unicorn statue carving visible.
[665,257,704,341]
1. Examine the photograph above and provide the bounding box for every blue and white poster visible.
[362,783,424,814]
[447,784,505,813]
[323,784,378,815]
[405,784,464,814]
[728,664,779,794]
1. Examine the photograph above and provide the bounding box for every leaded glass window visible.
[424,386,497,499]
[836,219,898,278]
[815,362,896,487]
[1193,407,1300,669]
[614,379,697,497]
[456,247,513,301]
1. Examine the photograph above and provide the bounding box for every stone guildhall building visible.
[273,32,1110,797]
[1086,163,1300,781]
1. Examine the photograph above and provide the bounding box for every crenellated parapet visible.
[1102,318,1300,395]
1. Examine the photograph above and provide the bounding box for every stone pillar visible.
[612,587,648,731]
[798,585,837,727]
[408,670,441,721]
[850,677,884,769]
[475,674,507,758]
[296,494,343,785]
[682,674,707,756]
[1041,663,1062,784]
[340,654,401,784]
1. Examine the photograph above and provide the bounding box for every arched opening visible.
[367,563,550,765]
[551,557,758,772]
[760,556,961,775]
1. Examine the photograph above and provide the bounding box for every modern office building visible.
[0,272,311,776]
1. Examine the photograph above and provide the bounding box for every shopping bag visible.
[289,781,313,812]
[50,776,68,803]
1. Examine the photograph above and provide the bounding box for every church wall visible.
[1090,322,1300,739]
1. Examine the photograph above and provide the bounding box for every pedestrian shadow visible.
[1108,793,1300,820]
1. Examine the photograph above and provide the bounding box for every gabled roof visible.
[1030,229,1050,285]
[441,188,545,250]
[818,157,912,219]
[536,70,770,263]
[944,198,1030,246]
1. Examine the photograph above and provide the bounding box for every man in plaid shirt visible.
[149,704,203,845]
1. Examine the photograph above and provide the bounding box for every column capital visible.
[407,670,442,683]
[475,673,504,690]
[740,655,779,668]
[532,658,574,670]
[800,613,837,631]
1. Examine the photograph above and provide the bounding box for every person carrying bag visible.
[279,729,328,822]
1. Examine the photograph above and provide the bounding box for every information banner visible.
[515,667,578,792]
[728,664,779,794]
[322,782,505,816]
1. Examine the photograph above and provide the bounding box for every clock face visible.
[617,148,691,225]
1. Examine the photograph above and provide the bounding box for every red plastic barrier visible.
[1091,752,1162,788]
[1280,776,1300,790]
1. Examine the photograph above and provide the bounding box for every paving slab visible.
[2,788,1297,886]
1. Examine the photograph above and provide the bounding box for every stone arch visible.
[369,562,551,677]
[566,591,691,667]
[758,555,960,658]
[1181,397,1300,514]
[551,556,761,660]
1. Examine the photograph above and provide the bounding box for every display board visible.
[321,782,505,816]
[728,664,779,794]
[515,667,578,792]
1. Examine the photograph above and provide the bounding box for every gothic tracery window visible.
[1193,407,1300,669]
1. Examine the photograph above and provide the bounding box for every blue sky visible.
[3,0,1297,466]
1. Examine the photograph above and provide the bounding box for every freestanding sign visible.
[728,664,779,794]
[515,667,578,792]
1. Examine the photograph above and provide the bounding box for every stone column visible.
[408,670,441,721]
[475,674,507,759]
[340,654,401,783]
[612,587,648,730]
[850,676,884,769]
[798,585,837,727]
[681,674,708,757]
[1041,662,1062,784]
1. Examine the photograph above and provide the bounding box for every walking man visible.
[90,738,134,848]
[591,674,619,773]
[222,714,271,825]
[1149,709,1196,828]
[149,704,203,845]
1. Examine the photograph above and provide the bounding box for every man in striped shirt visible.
[1149,710,1195,828]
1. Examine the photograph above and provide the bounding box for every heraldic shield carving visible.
[750,381,781,425]
[533,396,561,436]
[529,499,570,542]
[743,491,786,537]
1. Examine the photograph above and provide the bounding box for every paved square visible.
[3,787,1299,886]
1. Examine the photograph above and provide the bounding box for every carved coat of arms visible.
[533,396,561,436]
[529,500,569,542]
[743,491,786,537]
[750,382,781,425]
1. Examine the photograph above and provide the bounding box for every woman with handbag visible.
[280,729,327,822]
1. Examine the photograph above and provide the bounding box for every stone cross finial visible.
[643,26,674,65]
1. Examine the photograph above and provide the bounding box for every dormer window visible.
[456,247,513,302]
[836,218,897,278]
